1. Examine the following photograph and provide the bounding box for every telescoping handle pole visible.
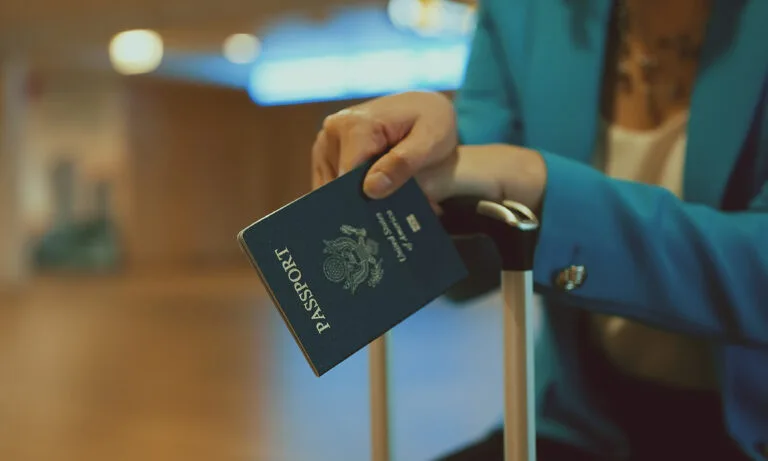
[368,197,540,461]
[369,334,390,461]
[441,197,540,461]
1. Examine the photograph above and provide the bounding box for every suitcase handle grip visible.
[440,197,540,271]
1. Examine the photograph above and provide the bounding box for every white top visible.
[589,111,717,390]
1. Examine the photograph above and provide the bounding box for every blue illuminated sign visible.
[247,7,472,105]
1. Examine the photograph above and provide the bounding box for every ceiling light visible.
[109,29,164,75]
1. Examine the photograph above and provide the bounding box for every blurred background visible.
[0,0,516,459]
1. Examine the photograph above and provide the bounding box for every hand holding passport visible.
[238,157,468,376]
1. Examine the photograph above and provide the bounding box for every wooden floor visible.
[0,269,526,461]
[0,270,269,461]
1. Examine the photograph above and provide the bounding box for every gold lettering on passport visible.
[380,210,415,257]
[376,213,392,236]
[406,214,421,233]
[274,247,331,335]
[376,211,407,262]
[387,210,414,252]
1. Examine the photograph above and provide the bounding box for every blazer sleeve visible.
[534,151,768,347]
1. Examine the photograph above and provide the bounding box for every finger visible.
[363,124,448,199]
[311,130,338,188]
[311,143,324,190]
[339,123,389,175]
[325,110,388,176]
[415,160,455,205]
[312,164,322,190]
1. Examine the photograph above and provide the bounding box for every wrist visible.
[454,145,506,202]
[502,146,547,216]
[456,144,546,213]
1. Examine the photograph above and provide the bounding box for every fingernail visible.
[364,172,393,198]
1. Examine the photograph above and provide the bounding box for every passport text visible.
[275,247,331,335]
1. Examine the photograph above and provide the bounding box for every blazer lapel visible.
[522,0,612,164]
[684,0,768,207]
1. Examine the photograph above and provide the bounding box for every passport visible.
[237,157,468,376]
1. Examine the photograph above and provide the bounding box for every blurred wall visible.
[122,77,349,271]
[0,61,29,285]
[5,67,451,275]
[21,70,129,237]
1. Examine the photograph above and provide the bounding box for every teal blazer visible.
[454,0,768,459]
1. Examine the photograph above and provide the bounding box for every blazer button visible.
[555,265,587,291]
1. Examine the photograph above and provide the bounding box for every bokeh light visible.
[109,29,164,75]
[223,34,261,64]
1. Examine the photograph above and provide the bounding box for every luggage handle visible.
[370,197,540,461]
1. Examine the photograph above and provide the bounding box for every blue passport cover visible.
[237,158,468,376]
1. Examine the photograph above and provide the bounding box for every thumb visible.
[362,125,441,199]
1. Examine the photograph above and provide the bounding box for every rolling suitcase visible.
[369,197,540,461]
